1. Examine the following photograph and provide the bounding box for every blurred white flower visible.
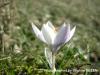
[14,44,22,54]
[32,21,76,52]
[74,49,89,60]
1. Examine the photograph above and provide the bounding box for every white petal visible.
[65,26,76,43]
[46,21,55,30]
[38,31,47,43]
[44,48,52,69]
[54,23,70,47]
[42,23,56,45]
[32,23,40,36]
[31,23,47,43]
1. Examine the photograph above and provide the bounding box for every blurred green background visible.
[0,0,100,75]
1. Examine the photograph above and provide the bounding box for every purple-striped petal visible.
[54,23,70,47]
[65,26,76,43]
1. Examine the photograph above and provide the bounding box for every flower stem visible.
[52,52,56,75]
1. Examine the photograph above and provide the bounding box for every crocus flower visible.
[31,21,76,52]
[32,21,76,74]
